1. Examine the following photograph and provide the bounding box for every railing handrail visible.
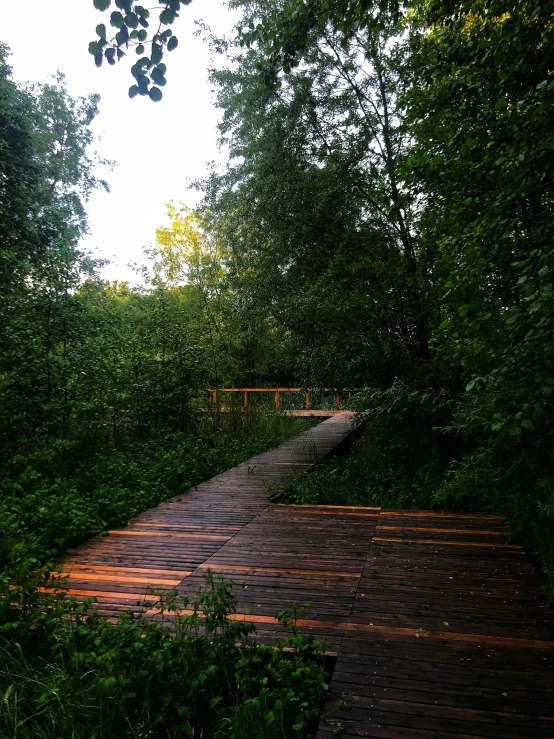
[207,388,362,392]
[207,388,362,411]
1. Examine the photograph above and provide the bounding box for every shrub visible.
[0,571,328,738]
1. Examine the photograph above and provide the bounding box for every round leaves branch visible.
[90,0,188,101]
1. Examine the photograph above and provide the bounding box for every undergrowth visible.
[0,409,324,737]
[1,409,310,578]
[0,571,328,738]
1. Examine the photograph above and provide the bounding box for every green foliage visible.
[283,380,554,586]
[403,0,554,583]
[282,382,456,509]
[197,0,554,587]
[0,53,320,738]
[1,411,309,577]
[0,571,328,737]
[89,0,189,100]
[0,57,309,581]
[200,5,434,388]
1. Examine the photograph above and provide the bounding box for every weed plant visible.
[0,408,324,737]
[0,571,328,738]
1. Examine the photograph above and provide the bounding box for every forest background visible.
[0,0,553,736]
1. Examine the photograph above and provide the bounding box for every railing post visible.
[335,390,340,411]
[212,390,217,406]
[305,390,310,410]
[275,390,280,410]
[244,390,248,409]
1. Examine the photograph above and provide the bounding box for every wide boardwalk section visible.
[61,415,554,738]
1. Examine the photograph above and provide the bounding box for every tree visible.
[196,0,437,389]
[0,43,49,289]
[405,0,554,521]
[0,61,109,453]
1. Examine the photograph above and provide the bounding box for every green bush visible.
[281,382,554,590]
[0,571,328,738]
[281,382,456,509]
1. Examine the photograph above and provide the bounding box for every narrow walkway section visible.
[62,413,357,619]
[61,415,554,737]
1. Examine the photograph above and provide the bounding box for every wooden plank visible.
[55,415,554,738]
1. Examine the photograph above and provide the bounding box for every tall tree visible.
[198,2,436,388]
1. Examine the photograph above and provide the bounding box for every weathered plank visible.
[316,510,554,738]
[59,413,554,738]
[61,413,358,614]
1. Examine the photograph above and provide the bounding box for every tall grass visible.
[0,572,328,738]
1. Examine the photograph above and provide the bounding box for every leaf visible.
[149,86,163,102]
[167,36,179,52]
[88,41,101,56]
[125,12,139,29]
[495,99,508,111]
[128,85,140,99]
[151,43,163,65]
[93,0,111,10]
[96,24,107,38]
[151,67,167,86]
[160,9,176,25]
[110,11,124,29]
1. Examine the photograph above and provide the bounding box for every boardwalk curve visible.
[61,414,554,738]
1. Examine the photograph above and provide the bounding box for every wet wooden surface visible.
[316,511,554,738]
[60,414,554,737]
[61,413,358,617]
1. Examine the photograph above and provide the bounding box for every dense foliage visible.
[1,573,327,737]
[2,0,554,733]
[0,43,322,738]
[0,51,308,580]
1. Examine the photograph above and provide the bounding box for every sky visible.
[0,0,239,282]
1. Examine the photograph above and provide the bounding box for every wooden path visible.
[61,414,554,738]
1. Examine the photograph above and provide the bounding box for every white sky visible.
[0,0,239,282]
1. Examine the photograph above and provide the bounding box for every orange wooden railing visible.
[207,388,360,411]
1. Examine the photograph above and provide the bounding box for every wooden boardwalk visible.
[61,414,554,738]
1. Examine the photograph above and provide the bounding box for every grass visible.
[0,572,328,738]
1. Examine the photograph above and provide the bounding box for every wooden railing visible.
[207,388,359,411]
